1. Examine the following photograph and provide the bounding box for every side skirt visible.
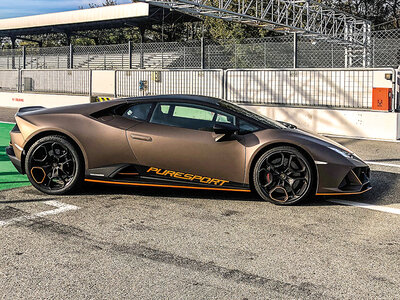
[84,178,251,193]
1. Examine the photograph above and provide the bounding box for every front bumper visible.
[6,146,23,174]
[316,164,372,196]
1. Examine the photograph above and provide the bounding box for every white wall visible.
[242,105,400,141]
[92,70,115,96]
[0,92,90,108]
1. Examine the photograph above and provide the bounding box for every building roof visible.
[0,3,199,38]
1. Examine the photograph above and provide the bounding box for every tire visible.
[25,135,84,195]
[252,146,315,205]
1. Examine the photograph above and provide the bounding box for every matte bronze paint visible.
[127,122,246,184]
[10,96,370,195]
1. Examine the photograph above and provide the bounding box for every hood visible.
[288,127,354,154]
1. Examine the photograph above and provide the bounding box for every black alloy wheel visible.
[253,146,314,205]
[25,135,83,195]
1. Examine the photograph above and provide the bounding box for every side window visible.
[150,102,235,131]
[123,103,153,121]
[238,119,261,135]
[173,106,215,121]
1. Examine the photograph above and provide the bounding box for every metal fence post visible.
[114,70,117,98]
[222,70,226,100]
[396,68,400,112]
[69,44,74,69]
[293,32,298,68]
[201,37,205,69]
[128,41,132,69]
[183,45,186,69]
[22,46,26,69]
[89,69,93,97]
[140,42,144,69]
[234,44,238,68]
[18,69,22,93]
[264,42,267,68]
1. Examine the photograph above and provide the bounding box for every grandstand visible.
[0,0,377,69]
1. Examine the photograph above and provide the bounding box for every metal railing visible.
[1,68,398,111]
[20,70,91,95]
[116,69,224,98]
[225,68,396,110]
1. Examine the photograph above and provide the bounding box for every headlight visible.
[328,146,361,160]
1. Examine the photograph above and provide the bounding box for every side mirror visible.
[213,123,238,141]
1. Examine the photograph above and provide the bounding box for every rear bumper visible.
[6,146,23,174]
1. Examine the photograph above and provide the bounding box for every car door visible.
[126,101,246,185]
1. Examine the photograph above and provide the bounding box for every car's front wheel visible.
[25,135,84,195]
[252,146,315,205]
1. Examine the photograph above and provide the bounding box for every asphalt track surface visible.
[1,107,399,299]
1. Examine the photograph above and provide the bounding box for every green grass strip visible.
[0,123,30,191]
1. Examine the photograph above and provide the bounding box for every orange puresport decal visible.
[147,167,229,186]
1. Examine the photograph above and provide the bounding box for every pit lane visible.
[1,107,399,299]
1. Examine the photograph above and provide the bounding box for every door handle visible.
[131,134,152,142]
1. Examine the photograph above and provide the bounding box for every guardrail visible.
[20,70,91,95]
[116,69,224,99]
[225,68,397,110]
[0,70,20,92]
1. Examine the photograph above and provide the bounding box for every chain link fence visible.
[372,29,400,68]
[1,29,400,70]
[25,47,70,69]
[0,48,23,69]
[73,44,129,70]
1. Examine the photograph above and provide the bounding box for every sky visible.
[0,0,132,19]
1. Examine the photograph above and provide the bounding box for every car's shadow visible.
[11,170,399,206]
[80,182,263,202]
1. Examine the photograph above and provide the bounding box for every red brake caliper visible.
[266,172,272,185]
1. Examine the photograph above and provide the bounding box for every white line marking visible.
[0,121,16,124]
[329,199,400,215]
[366,161,400,168]
[0,200,79,227]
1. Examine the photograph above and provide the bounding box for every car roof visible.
[125,94,221,105]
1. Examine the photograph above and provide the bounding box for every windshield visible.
[218,100,286,129]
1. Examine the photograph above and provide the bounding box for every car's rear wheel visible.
[253,146,314,205]
[25,135,83,195]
